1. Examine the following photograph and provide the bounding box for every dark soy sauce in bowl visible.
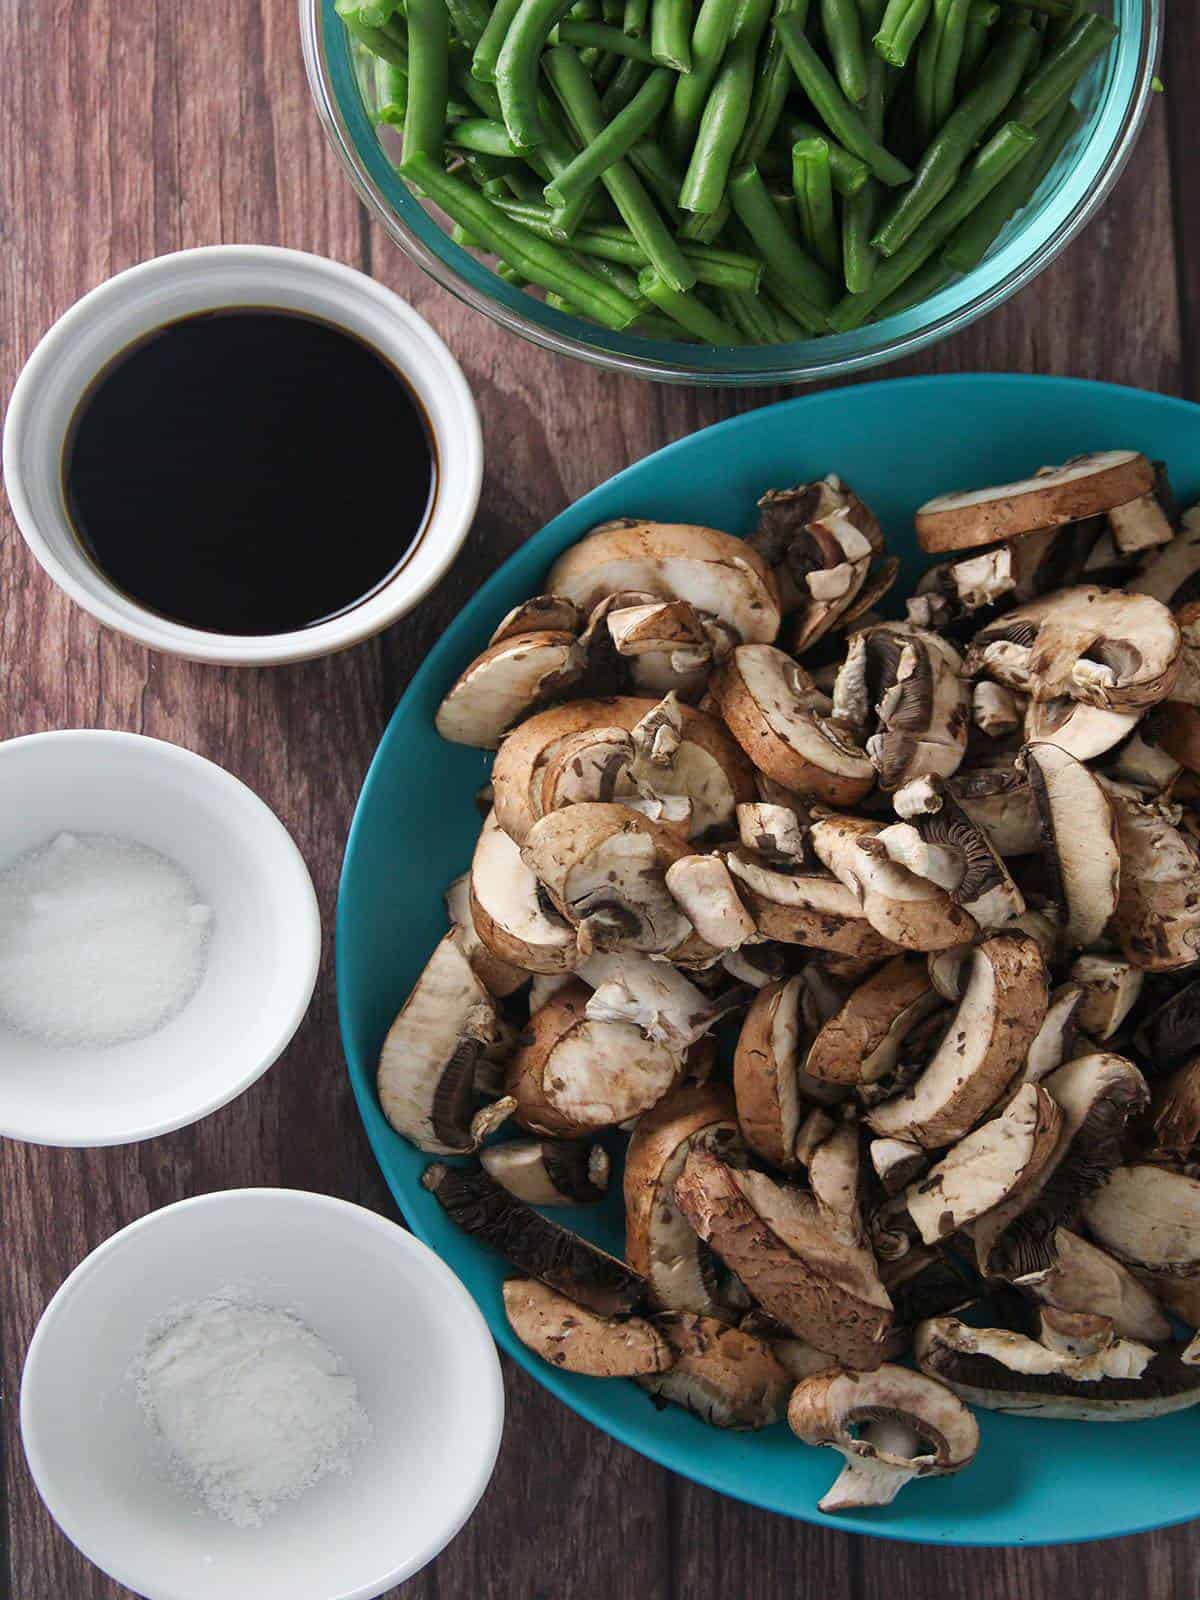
[63,310,436,635]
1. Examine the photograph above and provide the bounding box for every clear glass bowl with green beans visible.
[301,0,1160,384]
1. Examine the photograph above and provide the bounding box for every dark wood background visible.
[2,2,1197,1595]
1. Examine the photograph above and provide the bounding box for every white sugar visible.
[0,832,212,1047]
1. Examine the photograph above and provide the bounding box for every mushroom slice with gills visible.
[915,451,1156,554]
[747,475,880,618]
[1016,1227,1173,1345]
[733,975,812,1169]
[903,1084,1063,1247]
[965,587,1181,713]
[1068,955,1144,1041]
[434,631,585,749]
[639,1314,794,1429]
[788,505,875,654]
[803,954,942,1088]
[809,815,979,952]
[502,1280,673,1377]
[506,981,684,1138]
[481,1137,610,1205]
[445,870,530,998]
[605,600,714,700]
[881,1248,983,1334]
[377,932,515,1154]
[836,624,971,790]
[539,726,639,813]
[787,1364,979,1512]
[1082,1163,1200,1283]
[946,767,1041,856]
[624,1083,744,1316]
[470,811,579,975]
[712,646,875,806]
[724,850,902,959]
[1128,506,1200,604]
[1005,982,1086,1096]
[1023,695,1142,763]
[867,935,1048,1149]
[576,951,733,1050]
[1105,787,1200,971]
[722,940,789,989]
[736,801,807,862]
[914,1311,1200,1420]
[875,802,1025,931]
[872,1137,928,1196]
[1107,492,1175,556]
[520,802,691,957]
[1132,975,1200,1070]
[972,1054,1149,1280]
[674,1148,894,1366]
[892,775,944,820]
[664,855,757,951]
[546,519,782,645]
[422,1163,645,1316]
[1146,1055,1200,1168]
[488,595,584,646]
[1019,742,1120,949]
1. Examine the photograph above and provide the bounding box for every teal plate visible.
[337,374,1200,1546]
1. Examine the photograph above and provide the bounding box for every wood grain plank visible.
[1162,0,1200,398]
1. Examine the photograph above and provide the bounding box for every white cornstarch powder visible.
[0,831,212,1046]
[136,1295,371,1527]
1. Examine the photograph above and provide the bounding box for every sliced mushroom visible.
[1105,787,1200,971]
[876,800,1024,930]
[1128,509,1200,606]
[947,766,1041,855]
[712,646,874,805]
[674,1148,893,1367]
[734,974,832,1169]
[804,955,942,1088]
[422,1162,646,1315]
[640,1314,794,1428]
[1132,976,1200,1072]
[1155,701,1200,774]
[1007,982,1085,1093]
[736,801,807,861]
[1146,1056,1200,1167]
[1016,1227,1173,1345]
[724,850,901,958]
[664,855,757,950]
[377,933,516,1154]
[867,935,1048,1148]
[915,452,1156,553]
[1107,493,1174,557]
[547,519,782,645]
[1069,955,1144,1040]
[435,631,585,748]
[1023,696,1142,761]
[1082,1163,1200,1281]
[445,870,530,997]
[965,588,1180,713]
[489,595,584,645]
[871,1137,928,1196]
[481,1137,610,1205]
[1103,718,1183,794]
[624,1083,743,1315]
[506,981,683,1138]
[809,815,978,951]
[915,1312,1200,1419]
[470,810,579,974]
[835,624,970,790]
[578,951,736,1049]
[787,1364,979,1511]
[881,1248,983,1333]
[748,475,880,626]
[502,1279,673,1377]
[1020,742,1120,948]
[973,680,1024,738]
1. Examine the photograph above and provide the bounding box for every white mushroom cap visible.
[435,630,584,748]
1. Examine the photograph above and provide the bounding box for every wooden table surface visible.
[2,3,1198,1596]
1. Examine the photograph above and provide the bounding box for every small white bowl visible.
[0,730,320,1145]
[2,245,482,666]
[21,1188,504,1600]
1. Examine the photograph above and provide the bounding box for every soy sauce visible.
[63,309,436,635]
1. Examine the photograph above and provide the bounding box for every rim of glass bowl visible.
[301,0,1161,386]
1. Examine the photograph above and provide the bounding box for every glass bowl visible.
[301,0,1161,385]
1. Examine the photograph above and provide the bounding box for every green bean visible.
[494,197,763,284]
[544,44,697,288]
[652,0,694,67]
[445,0,490,46]
[873,0,931,67]
[401,153,644,324]
[838,0,887,292]
[573,252,645,296]
[780,118,869,194]
[449,116,524,155]
[678,0,775,213]
[601,56,654,113]
[472,0,522,79]
[454,146,522,189]
[728,162,838,308]
[679,196,730,241]
[761,289,812,338]
[720,288,779,342]
[932,0,972,124]
[628,141,686,221]
[875,255,954,313]
[871,22,1038,253]
[625,0,652,33]
[1008,12,1116,126]
[821,0,869,105]
[402,0,451,165]
[526,94,595,236]
[1045,0,1081,46]
[734,0,807,165]
[913,0,942,142]
[543,68,676,206]
[374,58,409,124]
[829,118,1035,328]
[941,94,1078,269]
[775,15,912,186]
[496,260,530,283]
[338,1,412,66]
[637,267,743,341]
[663,0,743,164]
[792,138,840,274]
[556,18,659,55]
[496,0,576,147]
[1014,0,1072,14]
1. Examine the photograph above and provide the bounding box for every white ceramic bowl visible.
[0,730,320,1145]
[2,245,482,665]
[21,1188,505,1600]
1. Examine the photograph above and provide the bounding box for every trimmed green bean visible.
[728,162,838,308]
[678,0,775,213]
[637,267,743,341]
[958,2,995,81]
[543,68,676,206]
[374,58,409,124]
[721,288,779,342]
[829,118,1035,328]
[1045,0,1082,46]
[601,56,654,113]
[839,0,887,292]
[401,153,644,324]
[873,0,931,68]
[821,0,869,105]
[402,0,451,165]
[774,15,912,186]
[792,137,840,275]
[573,252,645,296]
[760,290,810,338]
[445,0,490,46]
[556,18,659,55]
[495,198,763,284]
[472,0,522,80]
[734,0,807,165]
[663,0,743,164]
[871,21,1038,253]
[780,118,869,195]
[496,0,576,147]
[628,141,686,221]
[678,196,730,241]
[651,0,694,67]
[544,44,698,288]
[1008,12,1117,126]
[496,260,530,283]
[625,0,652,34]
[875,256,954,314]
[449,116,524,155]
[338,1,411,66]
[932,0,972,126]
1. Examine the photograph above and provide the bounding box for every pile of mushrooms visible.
[381,455,1200,1515]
